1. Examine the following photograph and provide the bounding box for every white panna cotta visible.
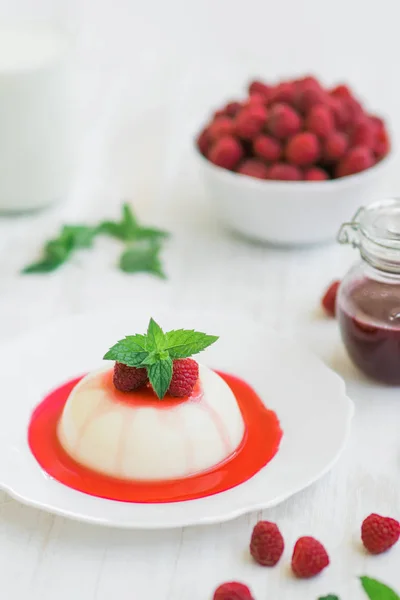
[57,364,245,480]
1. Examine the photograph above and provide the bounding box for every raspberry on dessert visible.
[237,159,269,180]
[235,105,268,139]
[267,103,302,139]
[248,80,271,100]
[168,358,199,397]
[213,582,254,600]
[196,128,209,156]
[208,117,235,142]
[322,280,341,317]
[323,131,348,162]
[361,513,400,554]
[291,536,330,579]
[335,145,374,177]
[305,105,334,139]
[113,362,148,392]
[268,163,303,181]
[350,120,375,147]
[270,82,297,105]
[225,101,242,117]
[304,166,329,181]
[209,136,243,170]
[253,134,282,162]
[285,132,320,166]
[250,521,284,566]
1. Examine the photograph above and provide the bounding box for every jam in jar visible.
[337,199,400,385]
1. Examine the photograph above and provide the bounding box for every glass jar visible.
[337,198,400,385]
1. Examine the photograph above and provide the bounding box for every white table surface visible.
[0,146,399,600]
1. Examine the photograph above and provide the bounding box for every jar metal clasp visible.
[337,206,366,248]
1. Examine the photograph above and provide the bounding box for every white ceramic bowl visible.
[195,149,394,246]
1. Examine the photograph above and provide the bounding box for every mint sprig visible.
[22,203,169,277]
[360,576,400,600]
[103,318,218,398]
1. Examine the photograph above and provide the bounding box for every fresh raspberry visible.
[237,159,269,180]
[323,131,348,162]
[168,358,199,397]
[248,92,266,105]
[235,105,268,139]
[295,75,322,89]
[196,129,209,156]
[336,145,374,177]
[369,115,385,133]
[304,166,329,181]
[268,163,303,181]
[113,362,148,392]
[291,536,330,579]
[267,103,302,139]
[214,109,226,119]
[374,128,390,160]
[296,85,327,114]
[305,105,334,139]
[208,117,235,142]
[270,82,297,105]
[248,80,271,100]
[250,521,284,566]
[286,132,320,166]
[225,101,242,117]
[350,120,375,147]
[213,582,254,600]
[361,513,400,554]
[209,136,243,170]
[322,280,341,317]
[253,134,281,162]
[330,84,353,100]
[328,96,352,130]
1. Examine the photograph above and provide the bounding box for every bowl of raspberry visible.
[195,76,393,246]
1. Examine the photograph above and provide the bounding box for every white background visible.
[0,1,399,599]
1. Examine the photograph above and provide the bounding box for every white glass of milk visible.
[0,24,72,213]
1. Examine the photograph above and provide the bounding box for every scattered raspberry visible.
[209,136,243,170]
[113,362,148,392]
[237,159,269,179]
[168,358,199,397]
[208,117,235,142]
[248,80,271,100]
[304,166,329,181]
[235,105,267,139]
[336,145,374,177]
[323,131,348,162]
[213,582,254,600]
[322,280,341,317]
[253,134,281,162]
[270,82,297,105]
[225,101,242,117]
[196,129,209,156]
[350,120,375,147]
[250,521,284,566]
[305,105,334,139]
[267,103,302,139]
[286,132,320,166]
[268,163,303,181]
[361,513,400,555]
[291,536,330,579]
[374,128,390,160]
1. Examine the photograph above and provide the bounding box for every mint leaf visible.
[147,318,165,351]
[119,241,166,278]
[61,225,97,248]
[148,356,173,399]
[135,226,169,241]
[318,596,339,600]
[360,577,400,600]
[103,334,149,366]
[164,329,219,359]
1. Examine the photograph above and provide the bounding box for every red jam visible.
[338,279,400,384]
[28,371,282,503]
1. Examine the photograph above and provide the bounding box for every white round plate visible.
[0,307,353,529]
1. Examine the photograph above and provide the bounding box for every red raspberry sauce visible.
[28,371,282,503]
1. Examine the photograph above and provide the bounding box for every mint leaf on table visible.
[318,596,339,600]
[360,576,400,600]
[103,318,218,399]
[98,203,168,244]
[164,329,219,359]
[119,240,166,278]
[148,356,173,399]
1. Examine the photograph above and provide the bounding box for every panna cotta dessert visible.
[57,318,245,480]
[57,364,245,480]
